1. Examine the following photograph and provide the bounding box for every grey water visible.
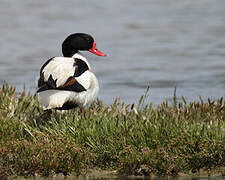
[1,0,225,105]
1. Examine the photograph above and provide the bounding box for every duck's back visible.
[36,55,99,110]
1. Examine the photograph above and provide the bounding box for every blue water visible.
[0,0,225,105]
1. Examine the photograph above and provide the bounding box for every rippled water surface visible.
[1,0,225,105]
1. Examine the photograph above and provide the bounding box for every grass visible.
[0,83,224,179]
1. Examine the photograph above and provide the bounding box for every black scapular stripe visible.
[37,74,57,93]
[37,77,86,93]
[73,58,89,77]
[58,77,86,92]
[48,74,57,88]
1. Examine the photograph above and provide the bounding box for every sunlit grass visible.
[0,83,224,179]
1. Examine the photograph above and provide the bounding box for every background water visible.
[1,0,225,105]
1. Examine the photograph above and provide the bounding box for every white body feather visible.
[42,57,75,87]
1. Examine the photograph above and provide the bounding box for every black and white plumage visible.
[36,33,106,110]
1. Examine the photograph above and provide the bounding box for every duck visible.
[36,33,106,111]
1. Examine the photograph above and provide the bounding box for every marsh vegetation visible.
[0,83,224,179]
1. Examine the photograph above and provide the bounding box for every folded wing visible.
[37,57,90,93]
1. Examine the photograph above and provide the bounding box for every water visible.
[1,0,225,105]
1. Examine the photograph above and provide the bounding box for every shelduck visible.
[36,33,106,110]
